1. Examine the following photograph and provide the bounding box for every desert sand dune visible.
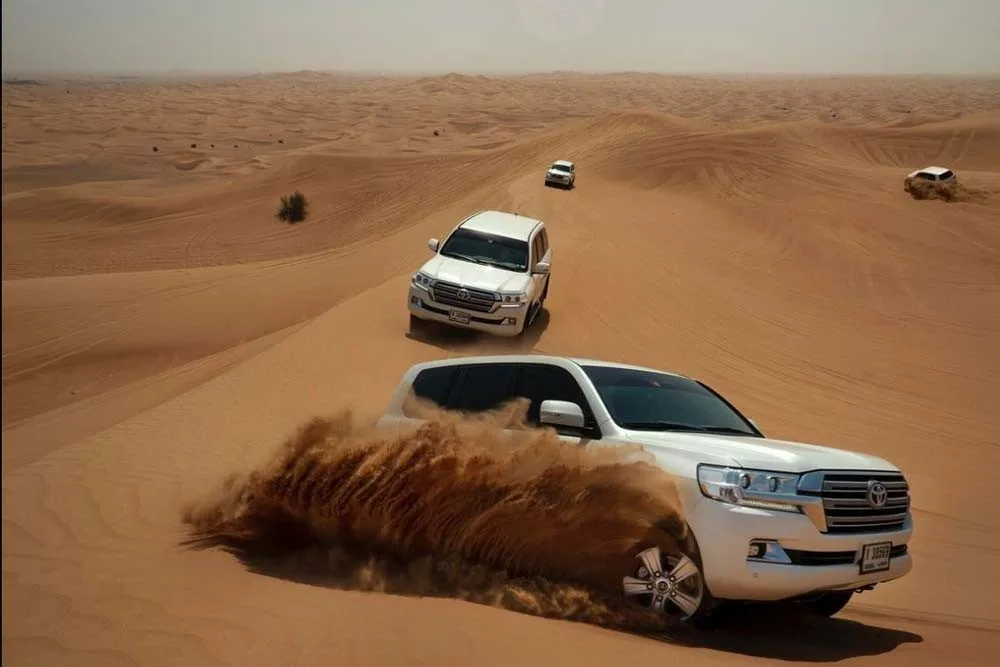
[3,73,1000,666]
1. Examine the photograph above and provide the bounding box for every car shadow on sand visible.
[662,601,923,662]
[405,307,551,354]
[182,532,920,663]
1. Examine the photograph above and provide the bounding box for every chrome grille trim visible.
[798,470,911,534]
[430,281,498,313]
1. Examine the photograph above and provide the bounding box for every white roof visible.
[912,165,953,175]
[406,353,689,379]
[460,210,542,242]
[552,160,574,167]
[568,356,686,378]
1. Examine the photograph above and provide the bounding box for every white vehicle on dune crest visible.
[544,160,576,189]
[904,165,958,200]
[378,354,914,627]
[407,210,551,338]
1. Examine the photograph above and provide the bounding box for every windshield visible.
[551,164,571,172]
[439,228,530,272]
[581,365,760,436]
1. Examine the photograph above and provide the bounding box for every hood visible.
[547,169,570,177]
[419,255,531,293]
[623,430,899,474]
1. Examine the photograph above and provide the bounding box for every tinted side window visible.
[411,366,459,407]
[446,363,519,413]
[538,228,549,258]
[513,363,597,435]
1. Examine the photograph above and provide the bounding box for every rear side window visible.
[445,363,519,413]
[411,366,459,407]
[917,172,936,181]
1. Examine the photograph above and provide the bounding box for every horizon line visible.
[5,67,1000,81]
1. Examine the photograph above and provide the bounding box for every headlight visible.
[696,464,802,513]
[411,272,434,290]
[498,292,526,304]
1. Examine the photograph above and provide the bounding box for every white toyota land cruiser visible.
[544,160,576,188]
[407,210,551,338]
[377,354,914,625]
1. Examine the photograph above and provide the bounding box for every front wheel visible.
[622,545,716,625]
[800,590,853,617]
[409,313,430,335]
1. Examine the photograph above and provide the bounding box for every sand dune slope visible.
[3,74,1000,666]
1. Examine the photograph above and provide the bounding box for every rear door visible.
[444,363,520,413]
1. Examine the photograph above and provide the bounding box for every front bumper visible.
[545,174,571,186]
[408,285,527,337]
[688,497,914,602]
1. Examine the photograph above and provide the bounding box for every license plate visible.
[859,541,892,574]
[448,310,470,324]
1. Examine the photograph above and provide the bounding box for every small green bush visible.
[277,191,308,224]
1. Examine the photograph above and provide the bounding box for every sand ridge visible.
[3,72,1000,666]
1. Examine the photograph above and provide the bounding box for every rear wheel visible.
[800,590,853,617]
[622,545,716,625]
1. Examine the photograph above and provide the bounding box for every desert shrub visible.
[277,191,308,224]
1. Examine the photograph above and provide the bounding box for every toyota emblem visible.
[457,288,470,300]
[867,481,888,508]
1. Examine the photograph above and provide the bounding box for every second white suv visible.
[544,160,576,189]
[378,354,914,627]
[408,210,552,337]
[904,165,958,200]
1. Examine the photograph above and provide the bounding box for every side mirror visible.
[539,400,586,429]
[533,261,550,275]
[428,238,439,252]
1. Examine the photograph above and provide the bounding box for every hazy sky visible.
[3,0,999,75]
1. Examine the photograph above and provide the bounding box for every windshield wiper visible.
[617,421,710,432]
[617,421,756,436]
[698,426,757,436]
[444,253,488,265]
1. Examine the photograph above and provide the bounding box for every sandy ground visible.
[3,72,1000,666]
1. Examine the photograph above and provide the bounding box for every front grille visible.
[430,281,497,313]
[818,472,910,534]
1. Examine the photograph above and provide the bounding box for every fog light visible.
[505,317,517,325]
[410,296,420,305]
[747,539,792,564]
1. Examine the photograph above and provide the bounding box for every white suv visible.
[904,165,958,200]
[377,354,914,626]
[544,160,575,188]
[407,210,551,337]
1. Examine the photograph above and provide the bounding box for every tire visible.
[523,301,541,333]
[801,590,853,617]
[409,313,429,335]
[622,539,717,626]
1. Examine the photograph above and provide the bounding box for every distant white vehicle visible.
[544,160,576,189]
[378,354,915,627]
[407,210,551,338]
[904,165,958,199]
